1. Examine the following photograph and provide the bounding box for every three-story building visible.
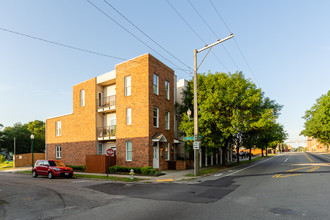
[46,54,175,170]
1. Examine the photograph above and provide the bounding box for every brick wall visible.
[47,141,96,166]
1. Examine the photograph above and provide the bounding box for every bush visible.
[0,155,5,163]
[141,167,156,175]
[67,165,85,172]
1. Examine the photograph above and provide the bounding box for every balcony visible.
[97,126,116,140]
[98,95,116,112]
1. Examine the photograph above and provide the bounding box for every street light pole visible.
[30,134,34,169]
[193,33,234,176]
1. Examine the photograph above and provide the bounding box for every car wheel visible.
[48,172,54,179]
[32,171,38,178]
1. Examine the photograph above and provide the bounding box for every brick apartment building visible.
[46,54,177,170]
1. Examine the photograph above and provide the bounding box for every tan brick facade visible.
[46,54,175,169]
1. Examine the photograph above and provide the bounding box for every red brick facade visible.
[47,141,96,166]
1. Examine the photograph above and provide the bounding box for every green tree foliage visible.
[301,91,330,146]
[0,120,45,154]
[179,72,284,165]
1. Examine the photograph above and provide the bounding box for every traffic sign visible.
[184,136,194,141]
[106,148,114,156]
[193,141,201,150]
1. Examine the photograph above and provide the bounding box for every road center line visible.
[304,154,314,163]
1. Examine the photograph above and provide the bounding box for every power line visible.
[0,27,127,61]
[87,0,192,76]
[208,0,260,86]
[166,0,228,72]
[104,0,192,71]
[188,0,239,71]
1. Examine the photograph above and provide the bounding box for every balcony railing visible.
[98,95,116,111]
[97,126,116,140]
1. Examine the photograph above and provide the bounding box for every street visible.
[1,152,330,220]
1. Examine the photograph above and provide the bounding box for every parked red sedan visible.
[32,160,74,179]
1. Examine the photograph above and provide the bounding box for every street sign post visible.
[106,148,114,177]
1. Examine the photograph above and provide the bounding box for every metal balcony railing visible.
[97,126,116,139]
[97,95,116,110]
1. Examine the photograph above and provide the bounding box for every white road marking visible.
[216,155,280,179]
[284,157,289,163]
[71,180,90,183]
[214,173,223,177]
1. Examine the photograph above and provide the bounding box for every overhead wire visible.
[188,0,239,71]
[104,0,192,72]
[87,0,192,76]
[208,0,260,86]
[166,0,228,72]
[0,27,127,61]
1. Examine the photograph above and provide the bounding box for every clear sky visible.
[1,1,329,147]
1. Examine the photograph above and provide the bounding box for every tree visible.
[0,121,45,154]
[301,91,330,149]
[179,72,282,166]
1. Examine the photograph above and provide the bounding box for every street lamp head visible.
[30,134,34,140]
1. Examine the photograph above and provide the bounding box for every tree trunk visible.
[236,142,240,164]
[249,148,252,161]
[266,148,268,157]
[222,146,226,166]
[261,148,264,157]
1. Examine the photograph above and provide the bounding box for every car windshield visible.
[49,161,66,167]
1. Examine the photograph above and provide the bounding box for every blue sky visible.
[1,1,329,147]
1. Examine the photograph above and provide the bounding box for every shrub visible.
[0,155,5,163]
[141,167,156,175]
[67,165,85,172]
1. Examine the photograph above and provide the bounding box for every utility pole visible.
[14,137,16,168]
[193,33,234,176]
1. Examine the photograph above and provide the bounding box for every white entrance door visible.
[153,142,159,169]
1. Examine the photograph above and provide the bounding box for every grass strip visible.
[17,171,143,182]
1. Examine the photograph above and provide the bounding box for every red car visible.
[32,160,74,179]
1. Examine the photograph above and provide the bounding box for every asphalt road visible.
[1,152,330,220]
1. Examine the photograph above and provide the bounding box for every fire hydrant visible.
[129,169,135,180]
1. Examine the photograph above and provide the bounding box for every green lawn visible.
[0,161,13,171]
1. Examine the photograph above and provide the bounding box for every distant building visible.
[306,137,328,152]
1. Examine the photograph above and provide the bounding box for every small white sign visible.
[193,141,200,150]
[19,156,22,159]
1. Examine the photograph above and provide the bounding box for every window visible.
[56,145,61,158]
[98,144,103,155]
[80,90,85,107]
[55,121,61,136]
[98,92,102,107]
[126,141,132,161]
[165,111,170,130]
[165,80,170,100]
[126,108,131,125]
[125,76,131,96]
[153,107,159,127]
[165,143,170,160]
[153,74,159,95]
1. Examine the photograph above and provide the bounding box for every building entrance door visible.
[153,142,159,169]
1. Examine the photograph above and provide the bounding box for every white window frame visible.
[80,89,85,107]
[55,121,61,136]
[165,80,170,100]
[125,76,131,96]
[153,74,159,95]
[126,108,131,125]
[56,145,61,158]
[98,143,103,155]
[153,107,159,127]
[165,111,170,130]
[126,141,132,161]
[165,142,170,161]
